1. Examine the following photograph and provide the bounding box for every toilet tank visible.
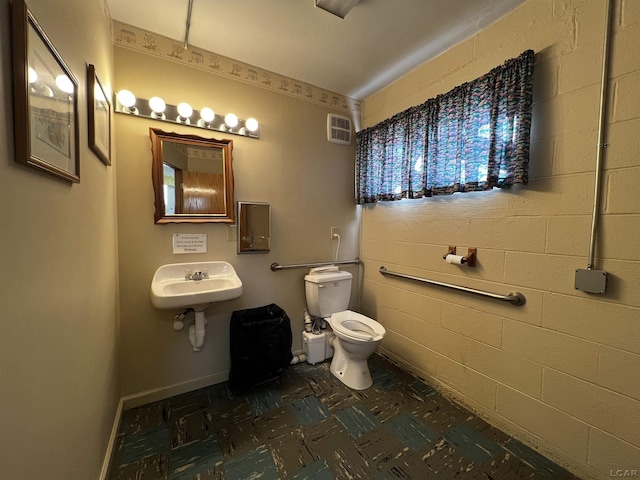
[304,270,352,318]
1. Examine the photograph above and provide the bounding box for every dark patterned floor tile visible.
[286,458,334,480]
[324,438,376,480]
[421,438,477,479]
[246,386,285,415]
[354,426,408,473]
[223,444,279,480]
[170,436,222,480]
[166,388,210,420]
[108,459,140,480]
[334,404,382,439]
[216,416,260,459]
[462,448,553,479]
[278,371,319,404]
[442,422,501,465]
[385,412,438,451]
[355,386,410,424]
[172,409,209,449]
[306,374,361,413]
[204,398,253,433]
[412,399,473,434]
[302,415,376,480]
[267,428,317,478]
[202,382,235,407]
[108,433,127,475]
[119,424,171,465]
[464,415,512,445]
[369,366,403,391]
[289,395,331,426]
[120,401,168,436]
[303,415,350,466]
[502,438,580,478]
[109,451,170,480]
[176,464,225,480]
[378,449,432,480]
[108,354,582,480]
[405,377,438,401]
[255,405,300,441]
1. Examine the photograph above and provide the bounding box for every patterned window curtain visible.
[356,50,535,205]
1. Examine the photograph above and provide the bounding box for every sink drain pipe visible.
[189,310,207,351]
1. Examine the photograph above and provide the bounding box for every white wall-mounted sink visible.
[150,261,243,310]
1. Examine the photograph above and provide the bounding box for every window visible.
[355,50,534,205]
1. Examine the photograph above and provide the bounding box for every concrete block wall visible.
[359,1,640,478]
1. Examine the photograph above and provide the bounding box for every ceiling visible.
[106,0,526,100]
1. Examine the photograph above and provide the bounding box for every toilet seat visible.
[329,310,385,342]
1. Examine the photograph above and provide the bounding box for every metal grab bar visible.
[379,266,526,306]
[271,258,360,271]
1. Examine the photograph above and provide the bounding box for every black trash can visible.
[229,303,293,391]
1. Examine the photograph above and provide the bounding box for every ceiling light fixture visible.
[116,89,138,114]
[113,91,259,138]
[198,107,215,127]
[314,0,360,18]
[224,113,239,129]
[149,96,167,119]
[245,118,259,132]
[176,102,193,124]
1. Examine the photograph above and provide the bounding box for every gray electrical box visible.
[575,269,608,294]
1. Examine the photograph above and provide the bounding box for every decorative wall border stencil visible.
[112,21,362,120]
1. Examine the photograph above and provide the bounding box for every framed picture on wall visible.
[11,0,80,182]
[87,64,111,166]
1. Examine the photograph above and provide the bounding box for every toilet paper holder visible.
[443,246,477,267]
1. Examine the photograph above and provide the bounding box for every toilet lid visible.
[329,310,385,342]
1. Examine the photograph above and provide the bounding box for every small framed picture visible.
[87,64,111,166]
[11,0,80,182]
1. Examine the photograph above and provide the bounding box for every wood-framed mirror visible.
[150,128,234,224]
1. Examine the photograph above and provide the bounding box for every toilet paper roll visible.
[445,254,465,265]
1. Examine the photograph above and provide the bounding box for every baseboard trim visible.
[121,370,229,410]
[99,397,124,480]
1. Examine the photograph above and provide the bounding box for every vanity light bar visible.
[113,91,259,139]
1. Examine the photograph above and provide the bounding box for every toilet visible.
[304,268,386,390]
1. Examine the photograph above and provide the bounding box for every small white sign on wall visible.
[173,233,207,254]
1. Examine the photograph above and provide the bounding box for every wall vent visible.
[327,114,352,145]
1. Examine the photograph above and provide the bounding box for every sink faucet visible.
[185,270,209,281]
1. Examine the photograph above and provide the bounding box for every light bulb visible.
[224,113,238,128]
[200,107,215,123]
[149,96,166,114]
[245,117,259,132]
[117,90,136,108]
[28,67,38,84]
[55,75,74,94]
[177,102,193,119]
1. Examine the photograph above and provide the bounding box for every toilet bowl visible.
[327,310,386,390]
[304,268,386,390]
